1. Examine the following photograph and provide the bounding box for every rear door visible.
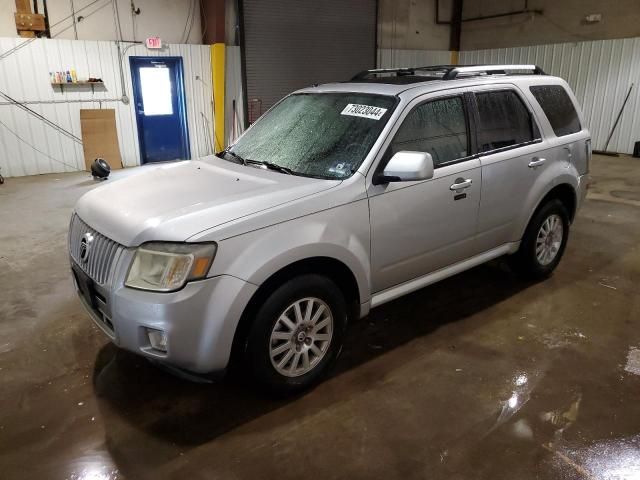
[471,86,548,252]
[368,90,482,293]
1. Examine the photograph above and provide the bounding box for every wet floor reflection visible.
[66,457,120,480]
[547,435,640,479]
[492,371,537,434]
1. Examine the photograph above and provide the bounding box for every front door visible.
[130,56,190,163]
[368,93,482,293]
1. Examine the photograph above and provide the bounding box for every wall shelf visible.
[51,81,105,93]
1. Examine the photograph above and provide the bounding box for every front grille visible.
[69,214,124,285]
[71,267,116,338]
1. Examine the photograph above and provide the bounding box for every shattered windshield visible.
[224,93,397,179]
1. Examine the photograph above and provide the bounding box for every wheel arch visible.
[229,256,361,367]
[520,182,577,240]
[536,183,577,223]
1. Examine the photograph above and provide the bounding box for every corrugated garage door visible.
[242,0,377,121]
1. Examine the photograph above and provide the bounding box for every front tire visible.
[509,199,570,280]
[245,274,347,394]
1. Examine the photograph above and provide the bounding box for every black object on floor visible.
[91,158,111,180]
[633,141,640,158]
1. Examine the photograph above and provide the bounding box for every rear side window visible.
[530,85,581,136]
[475,90,538,153]
[390,96,469,167]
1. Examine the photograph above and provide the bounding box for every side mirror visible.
[375,151,434,184]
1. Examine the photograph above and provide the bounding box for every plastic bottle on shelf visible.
[71,69,77,83]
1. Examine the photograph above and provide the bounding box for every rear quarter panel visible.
[513,160,580,240]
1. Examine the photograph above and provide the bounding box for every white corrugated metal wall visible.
[460,38,640,154]
[377,49,451,69]
[0,37,213,178]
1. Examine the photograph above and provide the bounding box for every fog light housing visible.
[146,328,168,352]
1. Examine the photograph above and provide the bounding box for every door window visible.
[530,85,581,136]
[139,66,173,116]
[475,90,538,153]
[389,96,469,167]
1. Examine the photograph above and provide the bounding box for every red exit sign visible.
[145,37,162,49]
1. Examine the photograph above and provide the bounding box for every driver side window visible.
[389,96,469,167]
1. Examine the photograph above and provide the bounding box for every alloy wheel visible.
[269,297,333,377]
[535,213,564,266]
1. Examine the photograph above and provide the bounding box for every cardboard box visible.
[79,109,123,171]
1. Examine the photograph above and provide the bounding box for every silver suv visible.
[69,64,590,393]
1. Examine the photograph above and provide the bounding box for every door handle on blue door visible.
[528,157,546,168]
[450,178,473,191]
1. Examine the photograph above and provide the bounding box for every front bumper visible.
[71,254,258,373]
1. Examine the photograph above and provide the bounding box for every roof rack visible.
[443,64,546,79]
[350,64,546,81]
[350,65,453,81]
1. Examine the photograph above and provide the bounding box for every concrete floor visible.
[1,154,639,479]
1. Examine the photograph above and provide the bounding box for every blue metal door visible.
[130,56,190,163]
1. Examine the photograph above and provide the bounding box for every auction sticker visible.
[341,104,387,120]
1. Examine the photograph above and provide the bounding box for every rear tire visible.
[509,199,570,280]
[244,274,347,395]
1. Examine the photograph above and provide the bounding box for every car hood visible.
[75,156,341,246]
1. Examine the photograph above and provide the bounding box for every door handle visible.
[450,178,473,191]
[528,157,546,168]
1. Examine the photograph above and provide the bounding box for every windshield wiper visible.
[222,150,294,175]
[260,161,294,175]
[243,159,295,175]
[222,148,247,165]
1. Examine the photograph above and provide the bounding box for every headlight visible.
[125,242,217,292]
